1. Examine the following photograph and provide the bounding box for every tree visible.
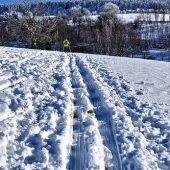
[153,3,162,22]
[101,2,120,16]
[69,6,82,18]
[88,12,126,56]
[69,6,91,18]
[0,25,10,45]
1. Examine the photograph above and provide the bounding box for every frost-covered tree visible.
[101,2,120,15]
[69,6,82,18]
[69,6,91,18]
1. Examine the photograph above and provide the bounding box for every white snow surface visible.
[88,13,170,23]
[117,13,170,23]
[0,46,170,170]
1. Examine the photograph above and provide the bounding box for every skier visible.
[63,39,71,52]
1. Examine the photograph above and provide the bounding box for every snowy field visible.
[118,13,170,23]
[0,47,170,170]
[88,13,170,23]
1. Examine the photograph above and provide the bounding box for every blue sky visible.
[0,0,29,4]
[0,0,66,5]
[0,0,23,4]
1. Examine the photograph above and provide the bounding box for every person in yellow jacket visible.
[63,39,71,52]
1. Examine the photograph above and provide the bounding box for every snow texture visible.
[0,46,170,170]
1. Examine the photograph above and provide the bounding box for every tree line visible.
[0,2,170,57]
[0,0,170,15]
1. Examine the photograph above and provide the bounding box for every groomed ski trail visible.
[73,55,123,170]
[68,56,105,170]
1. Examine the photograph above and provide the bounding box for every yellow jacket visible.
[63,39,70,48]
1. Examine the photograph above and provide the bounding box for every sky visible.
[0,0,24,4]
[0,0,29,4]
[0,0,66,5]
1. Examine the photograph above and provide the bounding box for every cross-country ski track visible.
[0,47,170,170]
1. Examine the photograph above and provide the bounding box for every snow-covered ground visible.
[118,13,170,23]
[0,47,170,170]
[88,13,170,23]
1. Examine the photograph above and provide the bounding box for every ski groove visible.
[75,55,123,170]
[68,55,105,170]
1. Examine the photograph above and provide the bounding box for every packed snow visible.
[0,46,170,170]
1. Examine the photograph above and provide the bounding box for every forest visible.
[0,1,170,58]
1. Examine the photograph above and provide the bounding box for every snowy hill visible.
[0,47,170,170]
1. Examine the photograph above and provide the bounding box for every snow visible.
[118,13,170,23]
[90,55,170,108]
[0,46,170,170]
[88,13,170,23]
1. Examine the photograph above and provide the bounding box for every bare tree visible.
[0,25,10,45]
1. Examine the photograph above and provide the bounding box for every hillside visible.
[0,47,170,170]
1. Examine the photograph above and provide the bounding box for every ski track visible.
[75,56,122,170]
[0,47,170,170]
[83,56,170,170]
[68,56,105,170]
